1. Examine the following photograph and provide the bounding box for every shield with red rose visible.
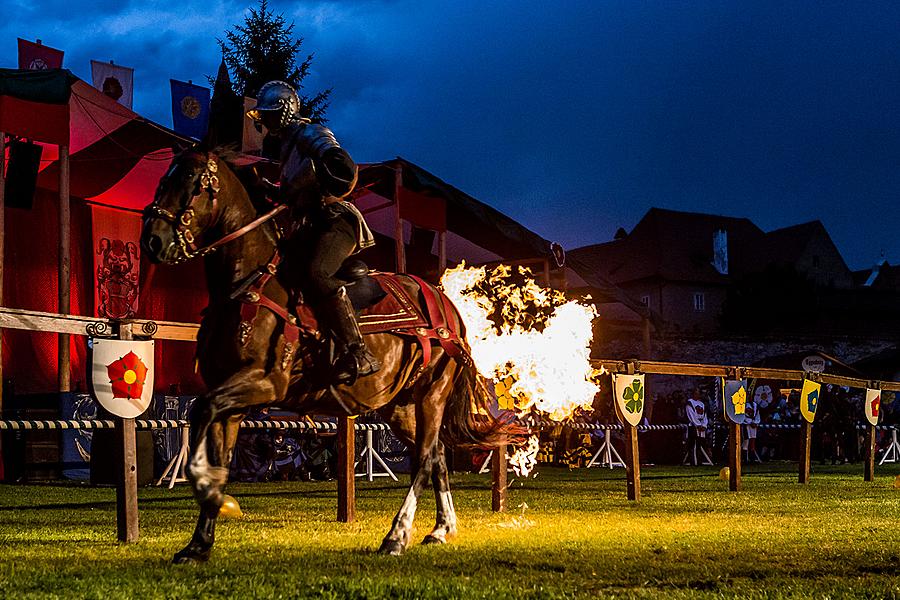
[91,339,155,418]
[865,388,881,426]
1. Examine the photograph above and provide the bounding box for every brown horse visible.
[141,148,518,563]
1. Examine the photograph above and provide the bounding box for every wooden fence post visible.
[337,415,355,522]
[624,423,641,501]
[58,144,70,393]
[491,445,507,512]
[729,422,742,492]
[799,420,812,484]
[864,424,876,482]
[116,322,139,542]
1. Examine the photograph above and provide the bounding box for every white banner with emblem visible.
[91,339,155,418]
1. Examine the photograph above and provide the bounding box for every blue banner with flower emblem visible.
[613,373,645,427]
[170,79,210,140]
[722,378,748,424]
[800,379,821,423]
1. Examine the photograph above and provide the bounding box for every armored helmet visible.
[246,80,308,132]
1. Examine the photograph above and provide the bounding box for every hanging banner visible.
[170,79,210,140]
[92,206,141,319]
[613,373,645,427]
[18,38,64,70]
[865,388,881,427]
[722,378,748,424]
[91,339,155,418]
[91,60,134,109]
[800,379,822,424]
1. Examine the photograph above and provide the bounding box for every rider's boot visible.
[324,286,381,384]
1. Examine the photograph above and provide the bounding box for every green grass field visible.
[2,464,900,599]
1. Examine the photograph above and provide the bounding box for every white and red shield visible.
[613,373,645,427]
[865,388,881,426]
[91,338,155,418]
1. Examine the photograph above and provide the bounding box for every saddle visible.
[234,255,468,386]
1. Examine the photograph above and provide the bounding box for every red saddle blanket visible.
[358,273,431,334]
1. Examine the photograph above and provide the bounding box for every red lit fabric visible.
[92,205,141,319]
[397,187,447,232]
[0,95,69,145]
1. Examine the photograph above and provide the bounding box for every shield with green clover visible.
[613,373,645,427]
[722,378,748,424]
[800,379,821,424]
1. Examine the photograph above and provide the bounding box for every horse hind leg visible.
[422,441,458,545]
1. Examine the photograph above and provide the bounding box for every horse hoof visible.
[378,539,405,556]
[422,534,446,545]
[172,546,211,565]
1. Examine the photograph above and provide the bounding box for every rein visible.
[144,153,286,264]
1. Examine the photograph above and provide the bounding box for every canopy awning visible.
[0,68,192,211]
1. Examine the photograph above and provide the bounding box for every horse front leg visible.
[422,441,458,545]
[174,370,279,564]
[173,410,242,564]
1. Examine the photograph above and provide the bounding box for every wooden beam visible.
[336,415,355,522]
[393,167,406,273]
[728,422,742,492]
[799,421,812,484]
[58,145,71,392]
[864,424,876,482]
[438,230,447,275]
[0,308,199,341]
[623,422,641,501]
[116,322,139,542]
[0,131,5,415]
[491,445,508,512]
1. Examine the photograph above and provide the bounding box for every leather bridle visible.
[144,152,286,264]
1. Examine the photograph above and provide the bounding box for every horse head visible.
[141,147,224,264]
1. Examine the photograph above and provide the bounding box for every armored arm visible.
[293,124,358,198]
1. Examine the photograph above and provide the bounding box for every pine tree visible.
[219,0,330,122]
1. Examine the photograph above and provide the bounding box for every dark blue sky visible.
[4,0,899,269]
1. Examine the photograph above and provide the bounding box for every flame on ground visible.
[440,262,601,422]
[508,435,540,477]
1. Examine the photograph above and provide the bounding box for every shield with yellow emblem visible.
[865,388,881,426]
[91,338,155,418]
[613,373,645,427]
[799,379,821,424]
[722,379,748,424]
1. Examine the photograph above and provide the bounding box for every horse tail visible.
[440,360,528,449]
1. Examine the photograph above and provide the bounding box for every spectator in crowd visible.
[685,388,710,465]
[743,397,761,463]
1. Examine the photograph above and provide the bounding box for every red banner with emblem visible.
[92,205,141,319]
[17,38,64,70]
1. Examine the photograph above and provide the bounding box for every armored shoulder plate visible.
[293,123,342,159]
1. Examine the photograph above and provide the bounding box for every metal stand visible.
[155,424,189,489]
[683,444,713,466]
[878,429,900,465]
[587,427,625,469]
[354,429,398,481]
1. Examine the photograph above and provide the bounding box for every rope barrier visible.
[0,419,394,432]
[0,418,893,433]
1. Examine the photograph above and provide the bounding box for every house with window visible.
[568,208,858,335]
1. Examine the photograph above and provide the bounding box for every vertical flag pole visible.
[116,322,139,542]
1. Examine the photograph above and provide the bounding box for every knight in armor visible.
[246,81,380,383]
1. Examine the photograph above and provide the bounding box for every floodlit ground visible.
[2,464,900,599]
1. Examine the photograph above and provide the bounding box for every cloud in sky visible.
[4,0,900,268]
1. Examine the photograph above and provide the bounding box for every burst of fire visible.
[508,435,540,477]
[440,262,601,422]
